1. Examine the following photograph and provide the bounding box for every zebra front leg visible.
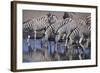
[55,41,60,60]
[79,35,86,52]
[86,38,91,48]
[55,41,58,52]
[78,48,83,60]
[78,54,82,60]
[69,55,73,60]
[79,35,86,59]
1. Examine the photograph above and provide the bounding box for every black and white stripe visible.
[64,21,91,60]
[44,18,71,41]
[23,13,58,33]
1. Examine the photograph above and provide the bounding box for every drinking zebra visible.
[44,17,72,60]
[65,15,91,50]
[64,18,91,60]
[55,14,91,60]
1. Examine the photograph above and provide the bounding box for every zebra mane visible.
[23,15,48,24]
[23,19,32,24]
[56,18,72,34]
[32,15,48,22]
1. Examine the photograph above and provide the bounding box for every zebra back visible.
[23,14,58,32]
[45,18,71,36]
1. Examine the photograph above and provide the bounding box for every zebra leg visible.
[68,48,73,60]
[55,41,61,60]
[78,54,82,60]
[55,41,58,52]
[41,38,43,48]
[79,35,85,52]
[48,41,51,55]
[86,38,91,48]
[79,35,86,59]
[78,48,83,60]
[65,37,71,60]
[65,38,69,49]
[69,55,73,60]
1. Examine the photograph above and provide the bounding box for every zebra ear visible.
[63,12,69,19]
[46,12,51,17]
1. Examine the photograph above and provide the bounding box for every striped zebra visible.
[64,18,91,60]
[55,14,91,60]
[23,13,58,56]
[55,12,87,42]
[44,18,71,41]
[65,15,91,49]
[23,13,58,38]
[44,17,71,60]
[55,18,77,42]
[44,12,82,59]
[55,13,90,47]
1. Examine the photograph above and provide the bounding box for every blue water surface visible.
[23,39,65,54]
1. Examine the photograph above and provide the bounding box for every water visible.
[23,39,65,54]
[23,38,91,62]
[23,39,42,53]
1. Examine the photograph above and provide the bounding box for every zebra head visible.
[47,13,58,25]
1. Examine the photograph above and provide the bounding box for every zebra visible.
[64,19,91,60]
[44,17,71,60]
[23,13,58,38]
[23,13,58,56]
[44,12,79,60]
[55,12,87,42]
[55,14,91,60]
[55,18,77,42]
[44,18,71,40]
